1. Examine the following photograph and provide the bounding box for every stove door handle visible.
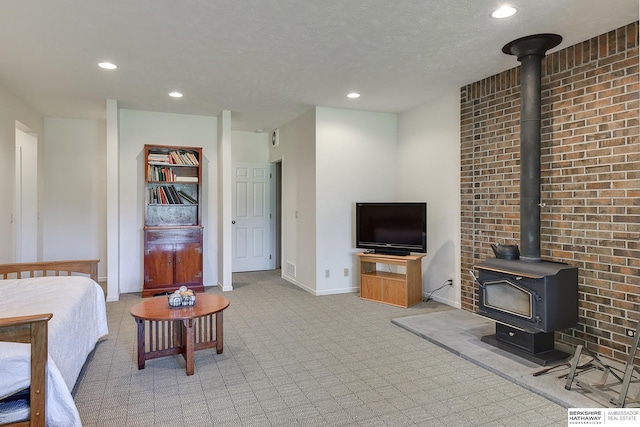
[469,270,484,288]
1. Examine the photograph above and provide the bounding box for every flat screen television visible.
[356,202,427,256]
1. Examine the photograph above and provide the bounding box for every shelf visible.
[148,162,198,167]
[144,144,204,296]
[361,270,404,281]
[147,204,197,207]
[147,182,198,186]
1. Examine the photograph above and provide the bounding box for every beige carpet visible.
[75,271,568,426]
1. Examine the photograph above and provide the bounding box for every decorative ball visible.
[168,287,196,307]
[168,294,182,307]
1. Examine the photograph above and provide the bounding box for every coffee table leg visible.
[136,318,145,369]
[185,318,195,376]
[216,311,224,354]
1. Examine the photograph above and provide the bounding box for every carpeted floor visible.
[75,270,568,426]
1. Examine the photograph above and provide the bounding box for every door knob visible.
[232,220,236,224]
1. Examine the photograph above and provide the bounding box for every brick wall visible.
[460,22,639,362]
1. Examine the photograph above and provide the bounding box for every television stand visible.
[357,252,426,308]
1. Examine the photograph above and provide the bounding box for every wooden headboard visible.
[0,259,99,282]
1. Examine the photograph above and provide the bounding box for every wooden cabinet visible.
[143,227,203,297]
[143,145,204,297]
[358,252,426,308]
[361,274,384,302]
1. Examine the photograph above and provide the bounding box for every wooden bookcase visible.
[143,144,204,297]
[358,252,426,308]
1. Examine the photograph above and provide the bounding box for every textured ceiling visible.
[0,1,638,131]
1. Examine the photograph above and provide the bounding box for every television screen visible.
[356,202,426,255]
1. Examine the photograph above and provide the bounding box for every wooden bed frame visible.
[0,259,99,427]
[0,259,98,282]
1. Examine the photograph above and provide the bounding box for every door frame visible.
[231,161,276,272]
[14,122,39,262]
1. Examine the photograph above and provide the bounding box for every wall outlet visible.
[626,328,636,337]
[325,269,330,278]
[344,268,349,277]
[446,279,453,286]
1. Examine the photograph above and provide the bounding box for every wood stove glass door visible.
[483,280,533,320]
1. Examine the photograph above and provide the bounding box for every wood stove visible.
[473,34,579,366]
[476,258,578,365]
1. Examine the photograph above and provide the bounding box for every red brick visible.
[460,22,639,365]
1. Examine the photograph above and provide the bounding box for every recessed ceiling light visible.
[98,62,117,70]
[492,5,517,18]
[347,92,360,99]
[169,92,183,98]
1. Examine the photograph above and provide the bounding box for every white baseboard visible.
[218,281,233,292]
[427,293,461,308]
[281,273,315,295]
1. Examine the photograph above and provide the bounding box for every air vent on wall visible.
[286,261,296,277]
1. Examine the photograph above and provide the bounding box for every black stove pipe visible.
[502,34,562,263]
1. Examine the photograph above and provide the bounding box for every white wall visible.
[231,130,269,163]
[269,108,316,292]
[118,110,218,293]
[0,82,462,309]
[42,118,107,278]
[0,83,44,263]
[315,107,398,295]
[270,107,397,296]
[397,90,461,307]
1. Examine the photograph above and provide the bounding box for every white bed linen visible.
[0,276,108,427]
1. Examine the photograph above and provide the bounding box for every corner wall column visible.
[106,99,120,301]
[217,110,233,291]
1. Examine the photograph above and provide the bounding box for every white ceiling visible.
[1,1,638,131]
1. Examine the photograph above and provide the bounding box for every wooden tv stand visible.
[357,252,426,308]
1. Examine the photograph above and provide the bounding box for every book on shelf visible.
[148,166,200,183]
[148,165,178,182]
[170,151,185,165]
[174,176,198,183]
[148,153,170,164]
[158,188,166,204]
[149,186,189,205]
[148,155,174,166]
[148,150,199,166]
[164,187,175,204]
[168,185,182,204]
[149,187,156,204]
[186,152,199,165]
[177,190,197,204]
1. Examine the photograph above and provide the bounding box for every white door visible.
[14,127,38,262]
[232,162,273,272]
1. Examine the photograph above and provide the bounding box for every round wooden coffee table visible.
[130,294,230,376]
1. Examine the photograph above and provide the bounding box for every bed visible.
[0,260,108,427]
